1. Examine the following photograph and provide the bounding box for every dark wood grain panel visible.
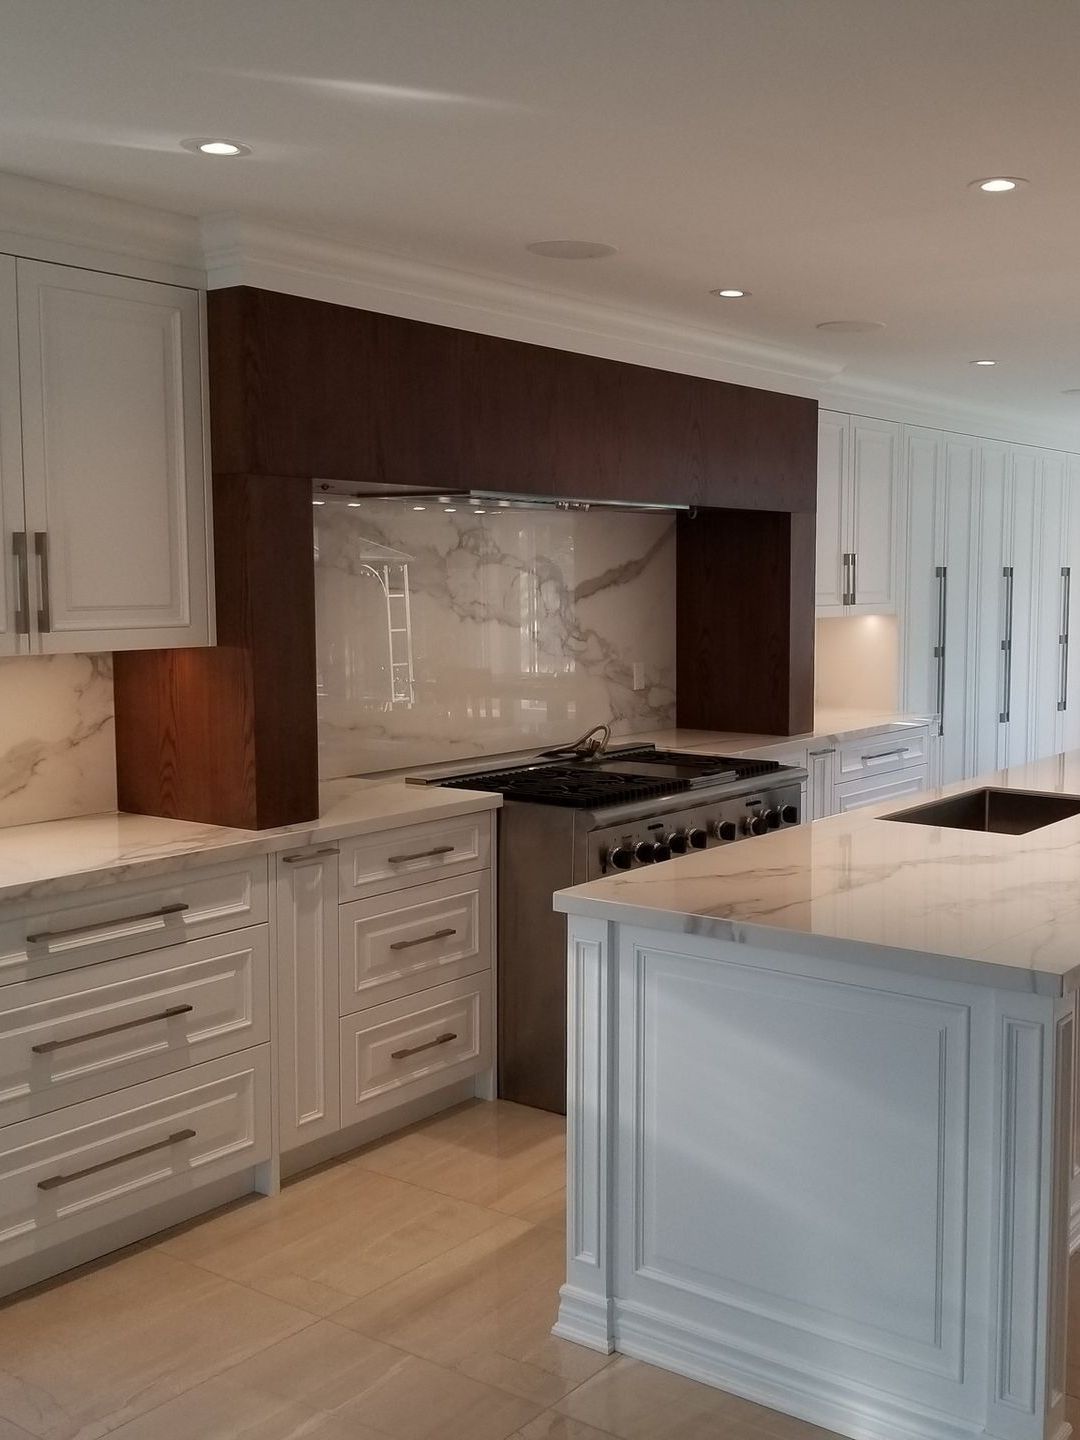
[675,508,815,736]
[208,287,817,512]
[114,473,319,830]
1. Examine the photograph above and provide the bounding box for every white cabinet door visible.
[0,256,26,657]
[16,260,210,652]
[848,417,899,611]
[939,437,977,785]
[1062,456,1080,754]
[1032,451,1068,762]
[898,427,944,719]
[275,846,340,1153]
[1002,447,1039,767]
[816,411,848,610]
[970,441,1009,777]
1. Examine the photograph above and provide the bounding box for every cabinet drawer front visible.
[0,1049,270,1265]
[835,767,929,813]
[339,815,491,900]
[339,974,492,1124]
[0,927,270,1125]
[339,873,490,1014]
[836,728,930,778]
[0,856,268,987]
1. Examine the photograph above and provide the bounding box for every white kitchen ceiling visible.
[2,0,1079,437]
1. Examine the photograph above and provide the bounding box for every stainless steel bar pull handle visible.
[33,531,51,633]
[31,1004,194,1055]
[999,565,1014,724]
[26,901,189,947]
[849,551,857,606]
[934,566,947,737]
[389,927,457,952]
[11,531,29,635]
[390,1031,458,1061]
[861,747,908,763]
[1060,566,1072,712]
[37,1128,196,1192]
[282,846,340,864]
[387,844,455,864]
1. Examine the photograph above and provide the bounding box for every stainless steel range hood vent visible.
[312,479,691,514]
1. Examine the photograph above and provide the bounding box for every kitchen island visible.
[553,753,1080,1440]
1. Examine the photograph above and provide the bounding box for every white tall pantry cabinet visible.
[0,255,212,654]
[896,420,1080,785]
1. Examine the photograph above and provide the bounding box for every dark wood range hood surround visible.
[114,287,817,829]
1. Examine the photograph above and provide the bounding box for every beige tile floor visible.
[0,1098,1076,1440]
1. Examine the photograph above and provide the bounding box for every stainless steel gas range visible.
[415,741,806,1114]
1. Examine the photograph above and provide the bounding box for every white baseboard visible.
[552,1285,616,1353]
[610,1300,984,1440]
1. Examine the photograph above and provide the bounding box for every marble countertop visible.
[0,777,501,906]
[633,708,936,758]
[555,752,1080,996]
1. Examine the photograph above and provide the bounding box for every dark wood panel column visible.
[676,508,815,735]
[113,473,319,830]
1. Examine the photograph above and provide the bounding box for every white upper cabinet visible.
[0,258,25,659]
[3,259,211,654]
[816,412,899,615]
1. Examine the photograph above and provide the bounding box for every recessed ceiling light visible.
[412,505,426,511]
[181,137,251,157]
[444,507,457,513]
[525,240,617,260]
[312,500,325,506]
[347,501,361,508]
[971,358,997,366]
[474,509,487,514]
[815,320,887,334]
[969,176,1027,193]
[709,288,750,299]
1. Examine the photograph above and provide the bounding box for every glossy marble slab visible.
[315,502,676,776]
[0,778,500,906]
[0,653,114,826]
[556,751,1080,994]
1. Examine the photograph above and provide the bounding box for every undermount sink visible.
[881,787,1080,836]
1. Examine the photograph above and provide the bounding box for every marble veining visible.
[555,751,1080,992]
[0,653,115,826]
[315,502,676,775]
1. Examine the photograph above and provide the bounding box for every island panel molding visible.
[556,912,1074,1440]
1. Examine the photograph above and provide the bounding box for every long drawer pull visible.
[860,747,909,763]
[31,1004,195,1056]
[37,1128,197,1192]
[282,846,340,864]
[26,902,190,948]
[391,1031,458,1061]
[386,844,455,864]
[389,927,457,952]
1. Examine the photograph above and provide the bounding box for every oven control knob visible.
[606,845,633,871]
[712,820,738,843]
[782,804,799,825]
[764,808,783,829]
[664,831,689,855]
[634,841,658,864]
[687,827,708,849]
[743,813,769,837]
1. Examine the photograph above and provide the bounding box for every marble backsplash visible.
[316,501,677,775]
[0,653,116,826]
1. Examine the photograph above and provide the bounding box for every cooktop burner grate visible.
[436,749,789,807]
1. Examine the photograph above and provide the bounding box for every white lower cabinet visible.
[339,973,492,1126]
[274,814,495,1164]
[834,767,929,814]
[275,845,340,1153]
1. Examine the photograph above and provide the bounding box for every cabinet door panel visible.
[1004,448,1038,767]
[1032,451,1068,762]
[0,256,26,656]
[849,417,898,611]
[1062,457,1080,754]
[970,442,1008,777]
[898,428,944,718]
[275,848,340,1152]
[816,411,848,610]
[16,261,209,651]
[939,438,976,785]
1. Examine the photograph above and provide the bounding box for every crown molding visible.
[200,214,840,395]
[0,171,204,286]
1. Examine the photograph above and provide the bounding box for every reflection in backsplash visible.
[0,653,116,826]
[315,502,677,775]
